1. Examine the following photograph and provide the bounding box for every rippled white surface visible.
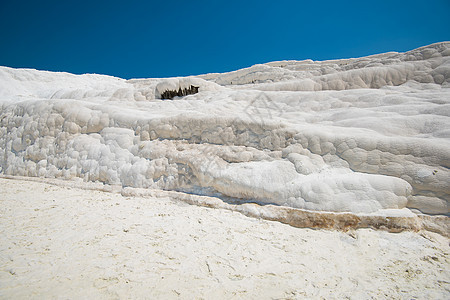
[1,42,449,214]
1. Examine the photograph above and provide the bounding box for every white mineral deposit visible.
[0,42,449,298]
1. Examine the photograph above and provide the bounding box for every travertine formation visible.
[1,178,448,299]
[1,42,449,217]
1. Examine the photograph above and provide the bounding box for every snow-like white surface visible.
[1,42,449,215]
[1,178,448,299]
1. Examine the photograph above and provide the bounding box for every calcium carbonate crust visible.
[0,42,449,217]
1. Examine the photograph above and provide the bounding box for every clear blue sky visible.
[1,0,449,79]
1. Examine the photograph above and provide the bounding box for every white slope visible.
[0,42,449,215]
[1,178,448,299]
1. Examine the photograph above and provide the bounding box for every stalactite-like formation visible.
[160,85,199,100]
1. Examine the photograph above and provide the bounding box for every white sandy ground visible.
[0,178,448,299]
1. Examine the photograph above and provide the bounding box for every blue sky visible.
[1,0,449,79]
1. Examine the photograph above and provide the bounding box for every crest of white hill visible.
[0,42,449,215]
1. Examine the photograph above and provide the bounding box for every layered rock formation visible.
[1,42,449,218]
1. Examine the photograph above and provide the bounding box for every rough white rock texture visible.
[1,42,449,216]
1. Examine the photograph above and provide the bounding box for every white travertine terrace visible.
[1,42,449,217]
